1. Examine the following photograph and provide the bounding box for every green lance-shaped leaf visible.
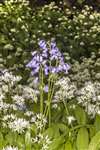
[0,132,4,148]
[74,106,87,125]
[88,131,100,150]
[16,135,24,148]
[48,135,65,150]
[25,130,31,150]
[76,127,89,150]
[89,125,96,140]
[5,132,17,145]
[57,123,69,136]
[94,114,100,132]
[65,141,73,150]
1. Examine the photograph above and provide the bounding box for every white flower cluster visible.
[54,77,100,116]
[3,114,16,122]
[0,101,10,112]
[4,115,29,133]
[12,95,25,109]
[0,70,38,113]
[3,146,18,150]
[0,70,22,109]
[41,135,52,150]
[8,118,29,133]
[31,113,47,130]
[0,70,22,113]
[77,81,100,103]
[5,0,29,6]
[72,6,100,44]
[2,114,30,133]
[36,4,100,51]
[22,86,39,102]
[0,70,21,86]
[31,115,50,150]
[54,77,77,102]
[77,81,100,116]
[25,111,34,117]
[33,134,52,150]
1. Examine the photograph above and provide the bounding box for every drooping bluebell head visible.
[38,40,47,50]
[26,39,70,76]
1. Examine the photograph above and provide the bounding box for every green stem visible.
[45,78,53,117]
[48,80,55,127]
[62,98,74,129]
[70,124,92,132]
[44,75,51,116]
[40,66,44,114]
[46,78,55,127]
[62,98,69,115]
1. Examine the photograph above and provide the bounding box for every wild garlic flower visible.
[0,101,11,112]
[5,0,29,6]
[76,81,100,116]
[31,113,47,130]
[53,76,100,117]
[77,81,100,104]
[2,114,17,128]
[0,70,21,86]
[86,104,99,117]
[32,134,52,150]
[3,146,18,150]
[22,86,39,102]
[0,69,39,113]
[54,77,77,102]
[12,95,25,103]
[67,116,76,125]
[3,114,16,121]
[0,93,5,101]
[8,118,30,133]
[41,135,52,150]
[25,111,34,117]
[12,95,26,110]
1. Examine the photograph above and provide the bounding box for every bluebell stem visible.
[26,39,70,125]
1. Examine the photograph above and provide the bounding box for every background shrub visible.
[0,0,100,80]
[0,0,33,79]
[31,3,100,59]
[69,50,100,86]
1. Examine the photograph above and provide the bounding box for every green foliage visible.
[0,0,33,79]
[88,131,100,150]
[25,130,32,150]
[76,127,89,150]
[0,132,4,148]
[94,115,100,132]
[0,0,100,78]
[0,0,100,149]
[69,50,100,87]
[65,141,73,150]
[74,106,87,125]
[48,136,65,150]
[31,3,100,59]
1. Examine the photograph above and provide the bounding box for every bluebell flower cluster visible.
[26,40,70,77]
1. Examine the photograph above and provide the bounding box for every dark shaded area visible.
[29,0,100,10]
[0,0,3,2]
[0,0,100,10]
